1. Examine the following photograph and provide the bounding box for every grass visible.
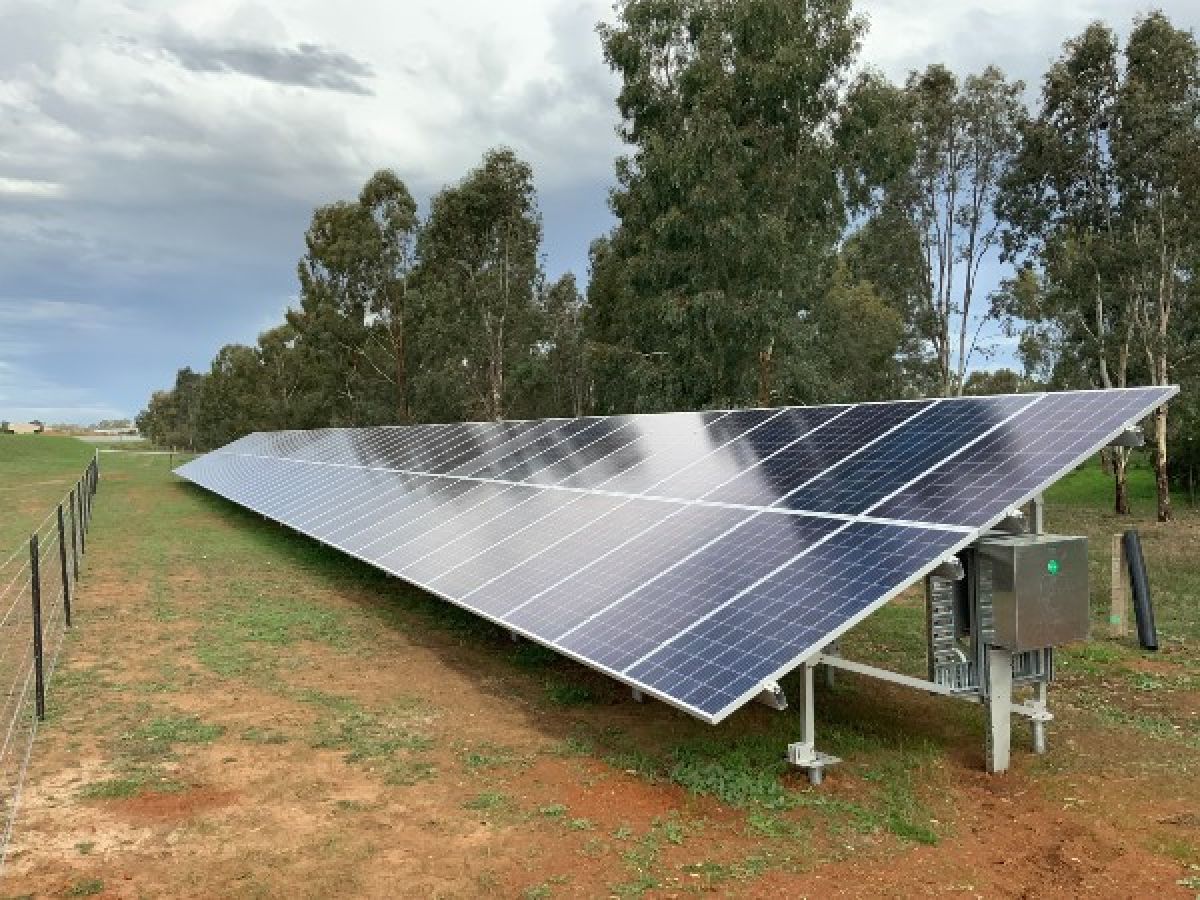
[137,714,225,745]
[65,877,105,897]
[0,434,94,549]
[301,690,434,762]
[9,437,1200,894]
[463,791,511,811]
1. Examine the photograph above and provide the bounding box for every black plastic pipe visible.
[1123,529,1158,652]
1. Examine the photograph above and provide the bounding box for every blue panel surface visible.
[176,386,1176,723]
[782,394,1034,514]
[873,388,1170,527]
[703,401,931,507]
[625,522,962,716]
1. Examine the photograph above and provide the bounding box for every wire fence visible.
[0,454,99,871]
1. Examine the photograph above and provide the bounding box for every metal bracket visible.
[1108,425,1145,448]
[756,681,788,710]
[931,557,965,580]
[783,663,839,785]
[786,743,841,786]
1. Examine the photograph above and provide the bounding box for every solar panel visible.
[176,387,1176,723]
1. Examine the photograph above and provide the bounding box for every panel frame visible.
[176,385,1178,724]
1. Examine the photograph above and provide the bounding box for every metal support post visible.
[69,489,79,580]
[631,688,644,703]
[57,504,72,627]
[78,480,86,556]
[822,641,839,689]
[786,662,839,785]
[985,647,1013,773]
[30,534,45,721]
[1030,493,1045,535]
[1029,680,1049,754]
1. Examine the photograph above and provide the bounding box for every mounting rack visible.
[784,493,1080,784]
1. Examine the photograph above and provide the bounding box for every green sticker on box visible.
[1047,559,1059,575]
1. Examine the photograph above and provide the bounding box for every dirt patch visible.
[107,787,239,822]
[4,457,1200,898]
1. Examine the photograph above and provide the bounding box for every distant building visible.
[3,421,44,434]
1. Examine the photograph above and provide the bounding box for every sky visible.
[1,0,1196,424]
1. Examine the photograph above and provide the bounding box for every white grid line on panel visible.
[403,410,791,584]
[616,392,1047,677]
[548,398,944,646]
[178,388,1176,725]
[489,406,862,621]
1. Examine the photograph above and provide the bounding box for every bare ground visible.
[3,460,1198,898]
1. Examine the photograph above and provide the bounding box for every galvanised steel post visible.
[57,504,72,628]
[29,533,45,721]
[68,488,78,581]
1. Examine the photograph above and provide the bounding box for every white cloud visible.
[0,0,1196,420]
[0,177,65,198]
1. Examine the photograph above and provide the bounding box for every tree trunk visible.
[1154,402,1172,523]
[1113,447,1130,516]
[392,313,408,424]
[757,337,774,408]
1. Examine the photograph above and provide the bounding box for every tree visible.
[887,64,1025,396]
[962,368,1031,396]
[286,170,420,428]
[539,273,589,417]
[1113,12,1200,522]
[194,344,268,449]
[999,13,1200,520]
[780,262,905,403]
[997,23,1141,511]
[135,367,206,449]
[595,0,866,410]
[358,170,419,423]
[417,148,543,421]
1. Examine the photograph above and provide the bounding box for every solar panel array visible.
[176,387,1175,723]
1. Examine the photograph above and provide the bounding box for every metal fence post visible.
[69,488,79,581]
[78,481,86,557]
[29,534,45,721]
[57,504,72,628]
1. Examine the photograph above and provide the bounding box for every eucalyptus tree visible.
[358,170,419,422]
[596,0,867,410]
[1112,12,1200,522]
[999,13,1200,521]
[286,170,420,427]
[886,64,1025,396]
[417,148,543,421]
[997,23,1141,511]
[540,273,589,418]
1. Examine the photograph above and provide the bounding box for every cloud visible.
[0,0,1196,422]
[0,177,65,198]
[0,359,125,423]
[158,34,376,95]
[0,299,119,330]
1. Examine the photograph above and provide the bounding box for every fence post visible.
[69,488,79,580]
[29,534,45,722]
[78,480,86,557]
[1110,534,1130,638]
[57,504,72,628]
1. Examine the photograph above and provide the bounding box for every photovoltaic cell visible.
[782,394,1034,514]
[176,386,1176,723]
[625,522,962,717]
[873,389,1170,527]
[702,400,931,507]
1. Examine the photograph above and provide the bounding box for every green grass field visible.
[0,434,95,550]
[2,437,1198,896]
